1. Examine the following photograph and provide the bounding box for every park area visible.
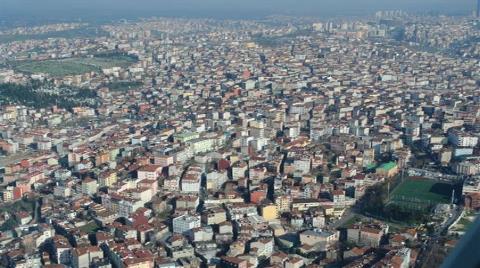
[11,54,137,77]
[389,178,453,211]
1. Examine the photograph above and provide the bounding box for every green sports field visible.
[389,178,452,210]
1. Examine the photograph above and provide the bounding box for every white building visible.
[454,161,480,175]
[102,194,143,218]
[172,214,201,234]
[448,130,478,147]
[81,178,98,196]
[250,238,274,257]
[294,157,311,175]
[181,166,202,193]
[206,170,228,191]
[137,165,162,180]
[189,138,215,154]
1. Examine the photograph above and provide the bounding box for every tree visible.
[0,82,99,109]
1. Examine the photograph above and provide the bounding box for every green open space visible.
[340,215,362,228]
[0,82,99,109]
[0,198,35,214]
[79,221,101,234]
[105,81,144,92]
[389,178,452,210]
[452,212,478,232]
[0,198,36,231]
[11,54,137,77]
[14,60,98,77]
[458,217,473,230]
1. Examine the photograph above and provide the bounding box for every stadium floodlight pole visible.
[387,181,390,200]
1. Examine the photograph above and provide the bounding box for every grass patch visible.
[14,60,99,77]
[458,217,473,229]
[389,179,452,210]
[340,216,362,228]
[78,55,137,69]
[453,212,478,232]
[105,81,143,92]
[79,221,101,234]
[11,54,137,77]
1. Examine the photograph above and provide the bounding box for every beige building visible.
[285,257,304,268]
[299,230,339,251]
[72,246,103,268]
[261,204,279,221]
[81,178,98,195]
[98,170,117,187]
[275,194,292,213]
[347,224,388,247]
[202,207,227,225]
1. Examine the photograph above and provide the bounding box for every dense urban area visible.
[0,8,480,268]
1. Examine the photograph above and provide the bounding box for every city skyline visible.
[0,2,479,268]
[0,0,477,22]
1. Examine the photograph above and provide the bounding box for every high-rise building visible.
[477,0,480,17]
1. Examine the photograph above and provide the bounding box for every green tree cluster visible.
[0,82,98,109]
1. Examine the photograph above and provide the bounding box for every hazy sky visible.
[0,0,476,22]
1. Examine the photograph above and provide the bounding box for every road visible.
[329,208,357,229]
[442,206,464,234]
[416,206,464,268]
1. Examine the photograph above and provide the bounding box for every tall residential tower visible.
[477,0,480,17]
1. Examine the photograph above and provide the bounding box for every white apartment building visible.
[448,129,478,147]
[172,214,201,234]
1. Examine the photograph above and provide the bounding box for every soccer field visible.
[390,179,452,208]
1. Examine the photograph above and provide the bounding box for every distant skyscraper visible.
[478,0,480,17]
